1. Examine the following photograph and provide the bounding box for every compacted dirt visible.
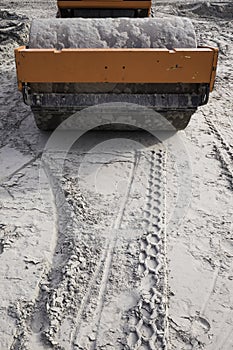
[0,1,233,350]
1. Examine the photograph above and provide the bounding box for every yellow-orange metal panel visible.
[208,47,218,91]
[57,1,151,9]
[15,47,218,91]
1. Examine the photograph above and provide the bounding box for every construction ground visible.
[0,1,233,349]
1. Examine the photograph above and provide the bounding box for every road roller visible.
[14,1,218,130]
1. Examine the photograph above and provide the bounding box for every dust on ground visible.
[0,1,233,350]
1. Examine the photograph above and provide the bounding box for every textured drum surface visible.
[29,17,197,50]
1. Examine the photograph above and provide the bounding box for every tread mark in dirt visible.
[127,150,168,350]
[8,149,168,350]
[204,114,233,188]
[72,152,141,350]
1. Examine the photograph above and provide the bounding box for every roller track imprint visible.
[127,150,168,350]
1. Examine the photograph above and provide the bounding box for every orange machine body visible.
[15,47,218,92]
[58,0,151,14]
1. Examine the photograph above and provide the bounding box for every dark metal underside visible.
[24,83,209,109]
[27,92,208,109]
[58,8,148,18]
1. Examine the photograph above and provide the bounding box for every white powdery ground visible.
[0,1,232,350]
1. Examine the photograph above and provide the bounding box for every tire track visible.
[72,152,140,349]
[9,148,168,350]
[204,113,233,189]
[72,149,168,350]
[127,150,168,350]
[9,158,104,349]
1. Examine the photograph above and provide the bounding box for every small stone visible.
[41,284,50,292]
[88,334,96,342]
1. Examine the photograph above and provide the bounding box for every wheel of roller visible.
[32,109,62,131]
[163,110,194,130]
[32,108,83,131]
[28,17,197,131]
[33,109,193,131]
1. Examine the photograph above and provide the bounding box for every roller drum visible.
[29,17,197,50]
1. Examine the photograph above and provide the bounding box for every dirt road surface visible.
[0,1,233,349]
